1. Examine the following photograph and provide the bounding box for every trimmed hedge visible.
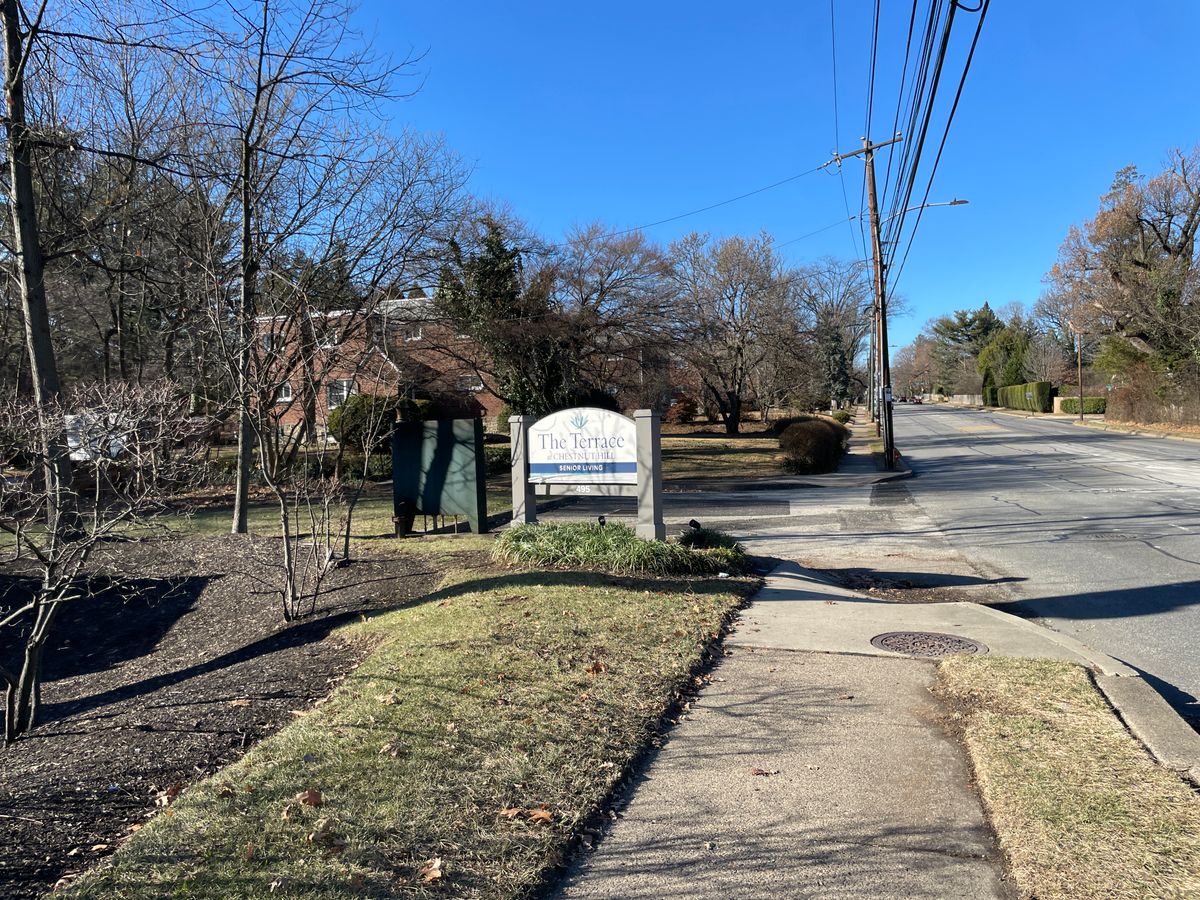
[831,409,852,424]
[997,381,1052,413]
[983,386,998,407]
[1060,396,1106,415]
[778,419,849,474]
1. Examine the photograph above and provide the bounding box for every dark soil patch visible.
[0,537,442,898]
[816,567,1007,604]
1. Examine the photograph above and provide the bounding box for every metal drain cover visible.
[870,631,988,657]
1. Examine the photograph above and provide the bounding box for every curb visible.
[1094,674,1200,786]
[664,467,912,492]
[965,602,1200,784]
[1072,419,1200,445]
[777,564,1200,786]
[965,602,1134,677]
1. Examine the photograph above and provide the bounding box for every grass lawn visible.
[659,433,785,481]
[937,657,1200,900]
[64,536,758,898]
[174,480,515,540]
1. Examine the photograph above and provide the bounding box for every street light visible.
[880,198,969,225]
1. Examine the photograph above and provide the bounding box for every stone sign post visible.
[508,407,664,540]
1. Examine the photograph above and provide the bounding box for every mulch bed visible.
[0,536,441,899]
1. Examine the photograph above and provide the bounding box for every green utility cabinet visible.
[392,418,488,534]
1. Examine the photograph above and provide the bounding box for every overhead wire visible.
[829,0,868,265]
[886,0,990,296]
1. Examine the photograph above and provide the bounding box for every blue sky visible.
[359,1,1200,352]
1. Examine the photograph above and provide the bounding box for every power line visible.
[887,0,990,296]
[880,0,958,259]
[566,163,829,246]
[829,0,868,264]
[777,214,861,249]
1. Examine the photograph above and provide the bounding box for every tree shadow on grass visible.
[38,565,743,727]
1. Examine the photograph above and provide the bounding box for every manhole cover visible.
[869,631,988,657]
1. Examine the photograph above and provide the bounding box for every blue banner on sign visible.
[529,462,637,475]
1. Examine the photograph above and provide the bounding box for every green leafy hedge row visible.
[1060,396,1106,415]
[997,381,1052,413]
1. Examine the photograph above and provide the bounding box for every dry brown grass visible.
[937,656,1200,900]
[659,434,785,481]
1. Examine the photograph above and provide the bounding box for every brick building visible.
[258,297,506,437]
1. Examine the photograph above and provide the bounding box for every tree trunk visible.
[3,0,74,532]
[724,393,741,434]
[232,136,257,534]
[5,596,61,742]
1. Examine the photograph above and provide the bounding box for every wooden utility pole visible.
[831,134,902,469]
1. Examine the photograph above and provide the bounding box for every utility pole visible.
[1075,325,1084,422]
[831,133,902,469]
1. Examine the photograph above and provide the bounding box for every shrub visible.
[678,527,742,552]
[483,444,510,477]
[778,419,848,474]
[770,413,818,436]
[494,403,512,435]
[664,396,698,425]
[328,394,398,451]
[983,385,998,407]
[493,522,748,576]
[1060,396,1106,415]
[996,381,1052,413]
[831,409,852,425]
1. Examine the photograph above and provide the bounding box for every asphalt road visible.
[894,403,1200,722]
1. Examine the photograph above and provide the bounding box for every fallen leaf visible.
[89,844,109,852]
[837,693,855,701]
[306,816,347,854]
[269,878,287,893]
[749,767,780,777]
[349,871,365,890]
[217,784,236,799]
[418,857,444,883]
[376,691,401,706]
[229,698,252,707]
[500,807,523,818]
[296,789,323,807]
[125,823,143,834]
[527,807,553,825]
[585,660,607,676]
[280,803,295,821]
[154,783,183,807]
[244,844,256,861]
[823,600,837,605]
[379,741,405,757]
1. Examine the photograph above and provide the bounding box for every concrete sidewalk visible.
[556,651,1008,899]
[555,563,1158,899]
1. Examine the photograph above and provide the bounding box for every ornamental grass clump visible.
[494,523,746,576]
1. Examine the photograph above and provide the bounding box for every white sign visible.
[528,407,637,484]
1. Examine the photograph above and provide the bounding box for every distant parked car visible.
[911,397,923,404]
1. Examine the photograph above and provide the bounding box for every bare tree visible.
[669,232,792,433]
[0,380,202,741]
[184,0,431,535]
[1024,331,1071,384]
[794,257,872,409]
